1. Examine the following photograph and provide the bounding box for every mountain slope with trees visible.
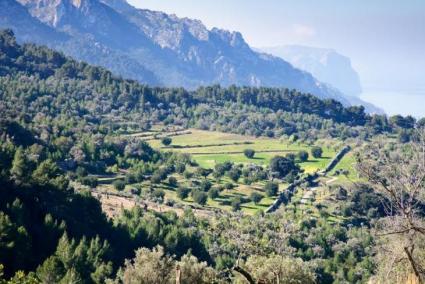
[0,0,372,108]
[0,29,424,283]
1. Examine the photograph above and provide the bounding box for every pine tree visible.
[55,233,75,271]
[60,268,82,284]
[36,256,65,283]
[10,147,30,184]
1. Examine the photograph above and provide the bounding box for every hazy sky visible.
[127,0,425,94]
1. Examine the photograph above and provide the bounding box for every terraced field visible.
[91,127,358,215]
[147,128,339,173]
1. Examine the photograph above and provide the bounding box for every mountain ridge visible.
[0,0,380,112]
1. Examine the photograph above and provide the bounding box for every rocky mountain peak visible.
[1,0,381,112]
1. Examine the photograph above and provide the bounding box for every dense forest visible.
[0,29,424,283]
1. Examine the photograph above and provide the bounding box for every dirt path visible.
[326,177,339,184]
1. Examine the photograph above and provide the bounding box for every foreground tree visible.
[176,253,216,283]
[118,246,216,284]
[239,255,315,284]
[119,246,174,284]
[357,129,425,283]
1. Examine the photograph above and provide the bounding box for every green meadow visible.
[147,128,338,173]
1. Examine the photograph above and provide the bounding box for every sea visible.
[360,89,425,118]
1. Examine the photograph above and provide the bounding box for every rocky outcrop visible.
[1,0,360,105]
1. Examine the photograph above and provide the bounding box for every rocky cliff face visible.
[1,0,374,109]
[0,0,67,44]
[261,45,363,97]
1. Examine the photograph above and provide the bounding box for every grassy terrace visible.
[93,127,359,215]
[147,128,339,173]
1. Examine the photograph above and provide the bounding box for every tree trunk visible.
[404,247,422,283]
[233,266,255,284]
[175,265,181,284]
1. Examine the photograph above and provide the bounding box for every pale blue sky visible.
[128,0,425,95]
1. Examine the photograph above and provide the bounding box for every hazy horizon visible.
[128,0,425,116]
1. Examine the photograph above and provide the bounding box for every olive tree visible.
[161,137,172,147]
[239,255,315,284]
[244,149,255,159]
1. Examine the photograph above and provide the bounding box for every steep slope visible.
[0,0,68,44]
[100,0,337,95]
[261,45,363,97]
[3,0,367,107]
[0,0,159,83]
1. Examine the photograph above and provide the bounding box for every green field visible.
[95,128,357,214]
[147,129,338,173]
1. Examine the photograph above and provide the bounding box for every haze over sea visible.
[360,88,425,118]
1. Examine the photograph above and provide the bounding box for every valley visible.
[80,126,357,217]
[0,15,423,283]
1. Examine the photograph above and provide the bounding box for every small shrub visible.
[244,149,255,159]
[125,173,136,184]
[150,174,162,184]
[231,197,242,211]
[265,181,278,197]
[311,146,323,158]
[130,187,141,195]
[227,168,241,182]
[113,180,125,191]
[200,179,212,192]
[161,137,172,146]
[297,150,309,162]
[208,188,219,200]
[250,192,263,204]
[76,166,88,178]
[192,190,208,206]
[168,176,178,187]
[224,182,235,190]
[183,170,193,179]
[196,167,212,179]
[175,163,186,174]
[153,188,165,199]
[151,168,168,183]
[80,176,98,188]
[177,186,190,200]
[216,185,225,192]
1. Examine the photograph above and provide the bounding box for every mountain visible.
[0,0,68,44]
[261,45,362,97]
[1,0,159,83]
[0,0,376,109]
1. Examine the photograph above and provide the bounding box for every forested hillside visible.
[0,29,419,142]
[0,0,326,92]
[0,29,424,283]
